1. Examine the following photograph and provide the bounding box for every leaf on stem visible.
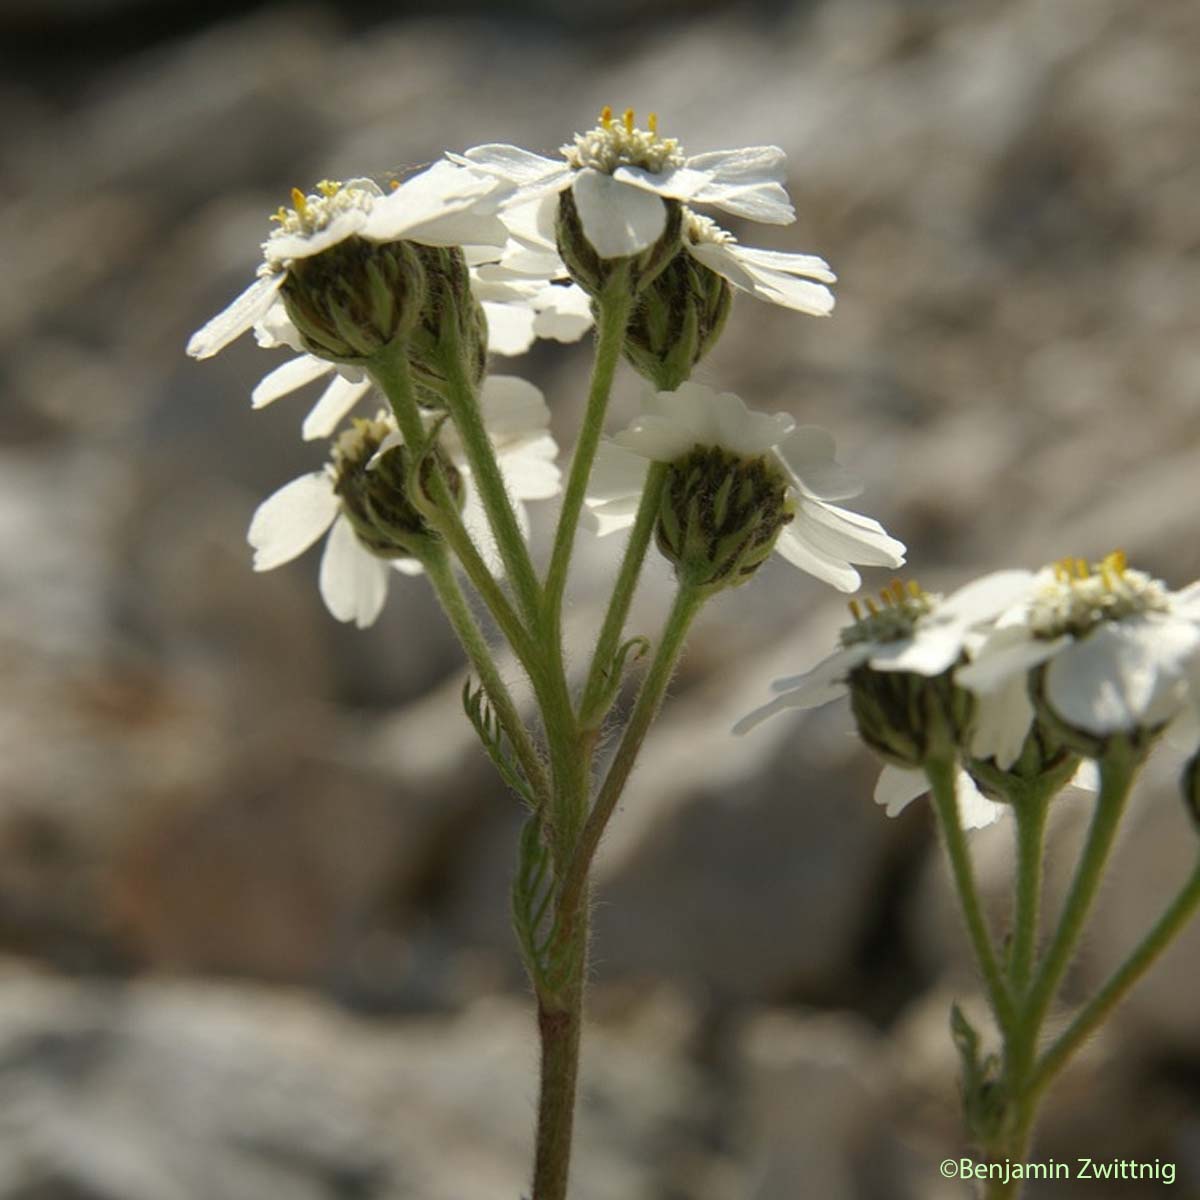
[462,678,538,809]
[581,634,650,729]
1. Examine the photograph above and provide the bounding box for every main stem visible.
[532,909,588,1200]
[1008,787,1050,997]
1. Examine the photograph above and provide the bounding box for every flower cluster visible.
[188,107,902,624]
[737,554,1200,826]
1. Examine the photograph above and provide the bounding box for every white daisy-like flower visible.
[247,375,561,627]
[186,163,507,361]
[956,553,1200,748]
[681,208,835,317]
[732,571,1038,828]
[451,106,796,261]
[583,382,905,593]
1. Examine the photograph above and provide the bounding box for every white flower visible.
[186,164,506,361]
[957,553,1200,748]
[733,572,1070,829]
[584,382,905,592]
[682,208,835,317]
[247,376,561,627]
[451,107,796,260]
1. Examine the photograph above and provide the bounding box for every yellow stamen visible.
[389,179,400,191]
[890,579,907,604]
[879,589,892,608]
[623,107,635,133]
[1105,549,1127,575]
[1101,563,1114,591]
[864,597,880,617]
[599,105,613,128]
[906,580,922,599]
[848,599,862,622]
[290,187,308,217]
[317,180,341,197]
[1075,558,1089,580]
[269,205,288,224]
[648,112,658,134]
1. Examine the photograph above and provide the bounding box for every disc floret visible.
[1028,552,1170,640]
[840,580,939,648]
[562,107,685,175]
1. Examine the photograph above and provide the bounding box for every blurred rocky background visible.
[1,0,1199,1196]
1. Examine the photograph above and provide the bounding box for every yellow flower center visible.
[562,106,686,175]
[841,580,937,646]
[268,179,376,240]
[1029,551,1169,639]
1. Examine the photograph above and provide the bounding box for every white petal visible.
[867,626,967,676]
[1044,616,1200,735]
[971,675,1035,769]
[723,245,836,283]
[453,144,570,190]
[586,441,649,503]
[391,557,426,577]
[319,514,389,627]
[482,300,537,356]
[773,526,863,593]
[498,193,561,254]
[187,272,285,359]
[571,170,668,259]
[531,282,593,342]
[776,425,863,501]
[1071,760,1101,792]
[251,354,332,409]
[302,374,373,441]
[711,389,794,457]
[248,472,338,571]
[617,146,795,224]
[479,374,549,435]
[938,570,1037,625]
[956,631,1067,695]
[733,648,869,735]
[254,299,305,351]
[789,500,908,568]
[689,241,834,315]
[498,435,561,500]
[365,160,505,245]
[581,502,640,537]
[874,766,928,818]
[955,771,1006,829]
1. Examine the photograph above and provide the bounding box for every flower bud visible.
[282,237,427,363]
[848,668,975,769]
[331,415,461,561]
[404,244,488,404]
[655,446,792,592]
[622,250,732,390]
[555,189,683,299]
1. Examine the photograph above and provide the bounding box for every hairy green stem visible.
[1022,746,1139,1037]
[369,347,549,681]
[435,319,544,627]
[556,583,705,945]
[421,547,549,808]
[1030,859,1200,1099]
[543,270,634,639]
[578,463,668,728]
[927,757,1015,1033]
[1009,788,1051,997]
[531,921,587,1200]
